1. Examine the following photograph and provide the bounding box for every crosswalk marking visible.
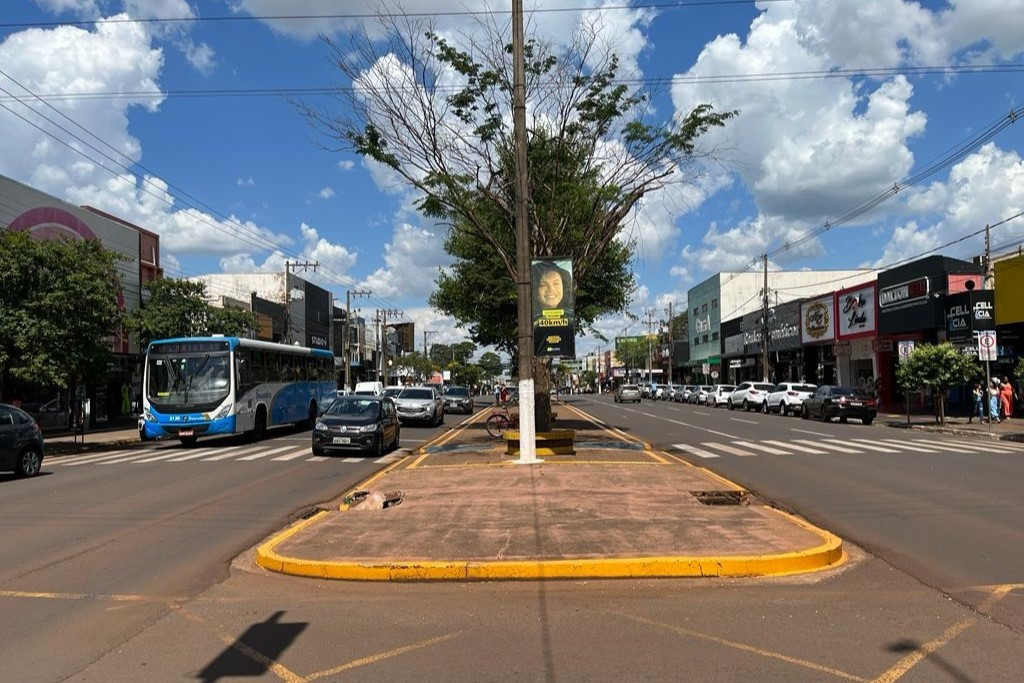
[793,439,862,454]
[702,442,756,456]
[270,448,311,461]
[844,439,902,453]
[56,449,150,466]
[168,445,259,462]
[98,450,185,465]
[936,438,1023,453]
[875,439,937,453]
[733,440,791,455]
[342,457,363,462]
[235,445,297,461]
[133,448,222,463]
[763,439,826,454]
[673,444,720,458]
[307,456,330,462]
[909,438,998,453]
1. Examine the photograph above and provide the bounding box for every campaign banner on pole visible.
[533,257,576,358]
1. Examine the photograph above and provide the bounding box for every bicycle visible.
[486,404,519,438]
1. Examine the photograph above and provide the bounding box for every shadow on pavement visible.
[195,611,306,683]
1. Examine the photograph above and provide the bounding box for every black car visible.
[0,403,45,477]
[801,385,877,425]
[442,386,474,414]
[312,396,400,457]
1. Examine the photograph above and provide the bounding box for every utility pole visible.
[762,253,770,383]
[283,260,319,345]
[983,224,993,432]
[643,308,657,386]
[376,308,402,385]
[665,301,674,384]
[512,0,537,463]
[343,289,371,390]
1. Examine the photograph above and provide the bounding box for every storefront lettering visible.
[804,301,830,339]
[879,277,929,308]
[842,293,868,328]
[973,301,993,320]
[695,315,712,334]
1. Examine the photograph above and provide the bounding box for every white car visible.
[695,385,714,404]
[710,384,736,407]
[728,382,775,411]
[764,382,817,416]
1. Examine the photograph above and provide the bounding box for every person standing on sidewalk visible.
[1000,377,1015,420]
[970,382,984,423]
[988,380,1001,424]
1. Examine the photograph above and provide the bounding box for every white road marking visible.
[842,439,902,453]
[234,445,297,461]
[734,441,791,455]
[909,438,1001,453]
[693,411,710,416]
[764,440,827,454]
[132,449,223,463]
[875,440,939,453]
[98,450,191,465]
[702,442,756,457]
[168,445,263,462]
[55,449,150,466]
[935,438,1022,453]
[791,427,834,437]
[306,456,330,462]
[730,418,759,425]
[673,444,719,459]
[271,448,312,461]
[665,418,738,440]
[792,439,862,454]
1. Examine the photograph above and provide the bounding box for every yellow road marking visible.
[407,452,431,469]
[304,632,461,680]
[0,589,177,603]
[563,403,649,447]
[176,609,304,683]
[614,611,864,681]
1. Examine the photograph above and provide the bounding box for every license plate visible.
[332,437,351,444]
[849,402,863,407]
[178,429,194,436]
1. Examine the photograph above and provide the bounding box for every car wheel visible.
[762,401,769,415]
[312,444,326,457]
[16,446,43,478]
[862,417,874,426]
[801,405,809,420]
[728,400,734,411]
[743,399,750,412]
[839,416,848,424]
[372,434,384,457]
[392,426,401,450]
[781,402,790,417]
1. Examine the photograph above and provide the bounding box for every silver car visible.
[392,386,445,426]
[615,384,642,403]
[442,386,475,414]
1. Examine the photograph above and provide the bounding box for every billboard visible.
[836,282,877,339]
[801,295,836,344]
[533,257,576,357]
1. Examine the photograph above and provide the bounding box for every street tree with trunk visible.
[302,13,736,429]
[395,351,433,383]
[477,351,504,380]
[0,230,125,400]
[895,342,980,425]
[615,337,649,379]
[126,278,260,348]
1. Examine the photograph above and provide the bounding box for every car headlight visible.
[212,403,232,420]
[358,424,379,433]
[315,422,329,431]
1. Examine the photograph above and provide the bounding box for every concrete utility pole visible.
[643,308,656,385]
[984,224,993,432]
[283,260,319,344]
[343,289,371,390]
[665,301,674,384]
[376,308,402,385]
[762,253,771,383]
[512,0,537,463]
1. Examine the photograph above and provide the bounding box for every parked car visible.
[312,395,400,456]
[391,386,445,425]
[640,385,652,399]
[801,385,877,424]
[442,386,475,414]
[728,382,776,411]
[354,381,384,396]
[615,384,642,403]
[652,384,670,400]
[710,384,736,407]
[764,383,818,416]
[679,385,696,402]
[694,385,714,404]
[0,403,45,477]
[666,385,681,401]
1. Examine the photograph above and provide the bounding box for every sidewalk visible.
[255,402,844,582]
[882,412,1024,441]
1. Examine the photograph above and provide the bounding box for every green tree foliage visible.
[671,310,689,342]
[126,278,259,347]
[1015,356,1024,382]
[395,351,433,383]
[895,342,980,425]
[450,363,483,390]
[0,230,125,395]
[615,337,649,374]
[477,351,504,379]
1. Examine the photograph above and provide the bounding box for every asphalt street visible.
[576,393,1024,630]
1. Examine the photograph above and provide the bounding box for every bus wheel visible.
[253,406,267,441]
[305,401,317,430]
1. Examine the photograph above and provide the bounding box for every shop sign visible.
[836,284,877,338]
[945,291,995,342]
[801,296,835,344]
[873,338,893,352]
[879,277,929,310]
[834,342,851,357]
[694,314,712,334]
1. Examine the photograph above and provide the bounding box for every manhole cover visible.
[690,490,750,506]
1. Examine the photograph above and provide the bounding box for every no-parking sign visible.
[977,330,997,362]
[897,340,915,364]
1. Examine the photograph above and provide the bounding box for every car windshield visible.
[622,385,638,390]
[791,385,817,392]
[719,385,735,391]
[754,383,774,390]
[833,386,868,397]
[446,387,469,397]
[326,398,380,417]
[382,387,403,397]
[402,389,434,400]
[147,350,230,408]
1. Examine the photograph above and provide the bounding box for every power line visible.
[0,1,796,30]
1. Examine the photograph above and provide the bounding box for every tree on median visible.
[302,13,736,429]
[895,342,980,425]
[0,230,125,400]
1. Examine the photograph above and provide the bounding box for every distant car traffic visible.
[801,385,877,424]
[312,395,399,457]
[764,383,817,416]
[391,386,445,425]
[615,384,642,403]
[0,402,45,477]
[442,386,474,414]
[710,384,736,407]
[728,382,775,411]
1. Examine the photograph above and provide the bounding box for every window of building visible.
[694,337,699,346]
[702,334,708,343]
[693,308,698,317]
[712,298,719,309]
[712,332,719,341]
[701,303,708,314]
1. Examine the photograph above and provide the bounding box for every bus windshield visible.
[147,350,231,408]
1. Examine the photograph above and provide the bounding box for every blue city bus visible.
[140,336,335,445]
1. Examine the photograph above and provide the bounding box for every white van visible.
[353,381,384,396]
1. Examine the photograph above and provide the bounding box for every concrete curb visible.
[254,507,845,581]
[883,421,1024,442]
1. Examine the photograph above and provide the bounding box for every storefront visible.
[741,300,802,383]
[834,281,879,392]
[994,254,1024,380]
[801,295,837,385]
[876,255,982,410]
[720,318,747,384]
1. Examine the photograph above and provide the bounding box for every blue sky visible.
[1,1,1022,357]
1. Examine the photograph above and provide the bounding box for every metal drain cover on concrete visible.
[690,490,751,506]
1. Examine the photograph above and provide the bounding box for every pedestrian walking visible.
[970,382,984,423]
[499,384,509,406]
[1000,377,1015,420]
[988,380,1001,424]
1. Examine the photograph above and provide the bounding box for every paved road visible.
[0,420,447,683]
[575,393,1024,632]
